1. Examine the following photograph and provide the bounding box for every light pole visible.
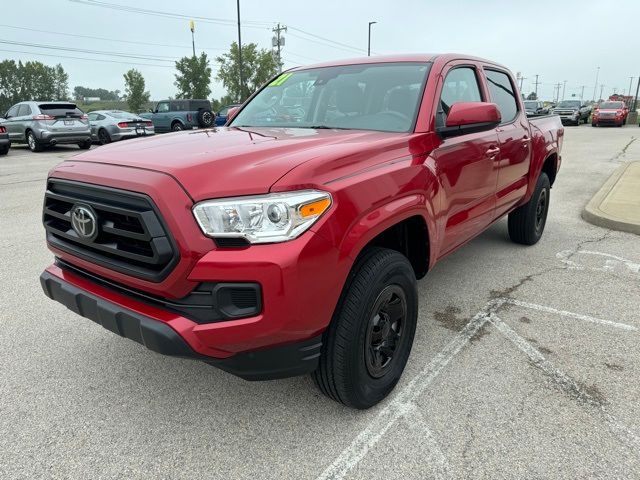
[189,20,195,57]
[368,21,377,57]
[592,66,600,101]
[562,80,567,101]
[629,77,635,96]
[236,0,244,102]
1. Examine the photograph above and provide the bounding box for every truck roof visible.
[289,53,508,71]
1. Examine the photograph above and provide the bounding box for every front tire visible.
[508,172,551,245]
[171,122,184,132]
[313,247,418,409]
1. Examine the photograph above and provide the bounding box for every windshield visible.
[598,102,623,109]
[557,100,581,108]
[524,101,538,109]
[230,62,431,133]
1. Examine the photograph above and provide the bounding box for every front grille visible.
[43,179,178,282]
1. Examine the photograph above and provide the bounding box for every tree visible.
[53,64,69,101]
[174,52,212,99]
[0,60,69,112]
[211,94,237,113]
[123,69,150,112]
[216,42,279,102]
[73,86,120,102]
[527,92,538,100]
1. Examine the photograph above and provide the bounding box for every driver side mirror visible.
[436,102,501,138]
[226,106,240,123]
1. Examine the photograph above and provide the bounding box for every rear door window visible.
[38,104,83,118]
[484,70,519,123]
[17,104,32,116]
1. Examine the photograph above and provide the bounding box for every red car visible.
[40,54,563,408]
[592,101,627,127]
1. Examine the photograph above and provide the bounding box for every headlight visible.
[193,190,332,244]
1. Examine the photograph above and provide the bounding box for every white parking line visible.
[502,298,637,331]
[490,313,640,454]
[316,300,502,480]
[317,297,638,479]
[557,249,640,275]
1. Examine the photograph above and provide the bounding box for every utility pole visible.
[516,72,526,93]
[628,77,634,96]
[592,66,600,101]
[562,80,567,101]
[368,21,377,56]
[272,23,287,73]
[580,85,585,102]
[236,0,244,102]
[632,75,640,112]
[555,82,562,103]
[189,20,195,57]
[599,84,604,101]
[534,74,540,98]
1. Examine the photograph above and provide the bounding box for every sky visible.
[1,0,638,102]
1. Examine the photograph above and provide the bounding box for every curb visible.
[582,161,640,235]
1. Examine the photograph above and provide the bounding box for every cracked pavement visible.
[1,125,640,479]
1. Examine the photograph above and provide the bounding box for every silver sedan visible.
[88,110,155,145]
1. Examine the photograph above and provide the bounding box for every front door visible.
[431,64,500,256]
[155,101,170,131]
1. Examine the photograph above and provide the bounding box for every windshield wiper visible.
[307,125,354,130]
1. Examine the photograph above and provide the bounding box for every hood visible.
[69,126,400,200]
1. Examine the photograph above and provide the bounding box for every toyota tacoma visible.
[40,54,563,409]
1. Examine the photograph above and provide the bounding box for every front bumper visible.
[40,269,322,380]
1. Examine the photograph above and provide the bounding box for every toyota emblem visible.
[70,204,98,241]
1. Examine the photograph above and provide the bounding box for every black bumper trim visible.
[40,271,322,380]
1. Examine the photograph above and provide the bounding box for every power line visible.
[0,23,226,52]
[0,47,175,68]
[69,0,272,29]
[287,26,371,55]
[0,38,179,61]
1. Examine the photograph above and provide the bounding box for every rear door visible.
[38,103,89,134]
[483,68,531,218]
[430,63,500,255]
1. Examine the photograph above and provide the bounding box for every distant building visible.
[83,97,101,103]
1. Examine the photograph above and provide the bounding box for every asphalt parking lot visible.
[1,126,639,479]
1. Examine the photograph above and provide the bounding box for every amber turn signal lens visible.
[299,198,331,218]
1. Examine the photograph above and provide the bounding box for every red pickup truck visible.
[40,54,563,409]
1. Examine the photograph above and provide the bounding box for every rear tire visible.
[312,247,418,409]
[26,131,43,152]
[508,172,551,245]
[97,128,111,145]
[0,145,8,155]
[196,109,214,128]
[78,140,92,150]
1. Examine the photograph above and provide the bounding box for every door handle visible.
[485,147,500,157]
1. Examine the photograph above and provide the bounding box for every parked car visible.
[139,99,214,132]
[40,54,563,409]
[215,104,242,126]
[591,101,627,127]
[523,100,549,116]
[0,101,91,152]
[88,110,155,145]
[552,100,591,126]
[0,125,9,155]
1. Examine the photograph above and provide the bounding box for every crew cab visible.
[592,100,627,127]
[140,99,214,132]
[40,54,563,409]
